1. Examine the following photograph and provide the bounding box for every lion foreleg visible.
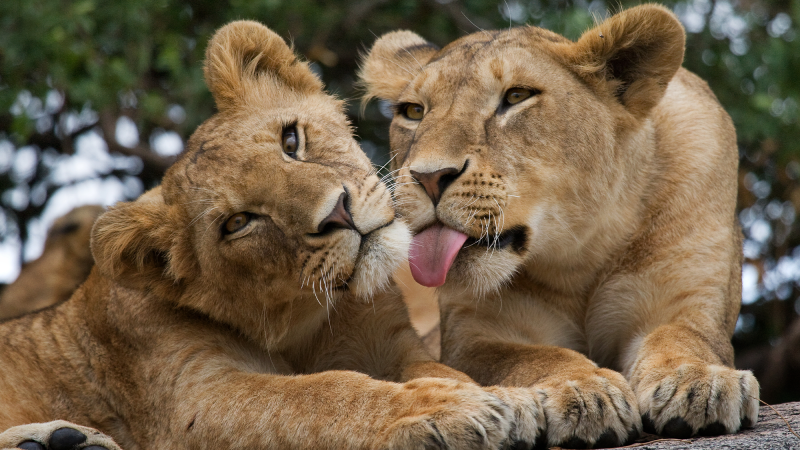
[624,323,759,438]
[172,369,524,449]
[438,301,641,449]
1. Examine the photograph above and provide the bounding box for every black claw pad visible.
[642,413,657,434]
[625,427,641,445]
[508,440,534,450]
[593,429,619,448]
[17,442,45,450]
[660,417,693,439]
[49,427,87,450]
[698,422,727,436]
[559,436,589,449]
[533,430,548,450]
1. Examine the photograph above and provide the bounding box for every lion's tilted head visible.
[89,21,409,345]
[360,6,685,295]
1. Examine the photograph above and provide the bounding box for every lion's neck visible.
[519,121,656,299]
[177,282,331,354]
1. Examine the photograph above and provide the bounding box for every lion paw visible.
[537,368,641,449]
[484,386,546,449]
[637,364,759,438]
[0,421,121,450]
[380,378,518,449]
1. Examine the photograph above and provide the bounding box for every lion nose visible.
[317,191,356,234]
[410,167,462,206]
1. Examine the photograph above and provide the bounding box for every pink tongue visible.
[409,224,469,287]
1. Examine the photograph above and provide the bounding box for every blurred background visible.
[0,0,798,400]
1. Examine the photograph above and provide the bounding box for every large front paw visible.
[380,378,515,449]
[484,386,546,449]
[0,421,121,450]
[636,363,759,438]
[537,368,641,449]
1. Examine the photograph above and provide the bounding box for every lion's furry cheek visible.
[350,221,411,300]
[299,233,360,293]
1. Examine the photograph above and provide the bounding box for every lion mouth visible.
[463,225,528,253]
[409,223,528,287]
[333,279,350,291]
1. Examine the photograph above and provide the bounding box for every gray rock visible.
[592,402,800,449]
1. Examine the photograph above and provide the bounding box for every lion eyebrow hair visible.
[503,0,512,31]
[402,47,425,71]
[188,206,219,228]
[461,10,495,41]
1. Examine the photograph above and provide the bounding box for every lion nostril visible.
[410,163,466,206]
[317,192,356,234]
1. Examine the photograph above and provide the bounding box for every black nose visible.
[317,191,356,234]
[410,166,462,206]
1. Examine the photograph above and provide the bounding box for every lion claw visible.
[636,364,760,437]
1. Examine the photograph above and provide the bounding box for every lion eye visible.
[504,88,533,105]
[224,213,250,234]
[283,127,298,158]
[402,103,425,120]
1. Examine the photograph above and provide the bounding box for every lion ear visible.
[91,187,176,291]
[204,20,323,111]
[567,5,685,117]
[359,30,439,103]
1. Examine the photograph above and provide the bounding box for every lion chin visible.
[349,219,411,300]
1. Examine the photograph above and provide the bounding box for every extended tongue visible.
[409,224,469,287]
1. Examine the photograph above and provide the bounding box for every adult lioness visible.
[0,21,544,450]
[361,4,759,448]
[0,205,104,320]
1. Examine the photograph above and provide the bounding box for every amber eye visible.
[224,213,250,235]
[283,127,298,158]
[402,103,425,120]
[504,88,533,105]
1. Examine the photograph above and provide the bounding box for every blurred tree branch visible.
[97,110,177,180]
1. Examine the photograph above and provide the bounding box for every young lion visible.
[360,4,759,448]
[0,21,544,450]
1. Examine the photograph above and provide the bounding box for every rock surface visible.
[580,401,800,449]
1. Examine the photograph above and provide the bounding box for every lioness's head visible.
[360,5,685,294]
[90,21,409,341]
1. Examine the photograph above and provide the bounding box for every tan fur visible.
[0,21,546,450]
[0,205,104,320]
[361,5,759,447]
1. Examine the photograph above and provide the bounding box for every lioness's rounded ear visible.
[204,20,323,111]
[567,5,686,117]
[91,187,175,291]
[359,30,439,103]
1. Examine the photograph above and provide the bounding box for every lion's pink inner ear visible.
[568,4,686,117]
